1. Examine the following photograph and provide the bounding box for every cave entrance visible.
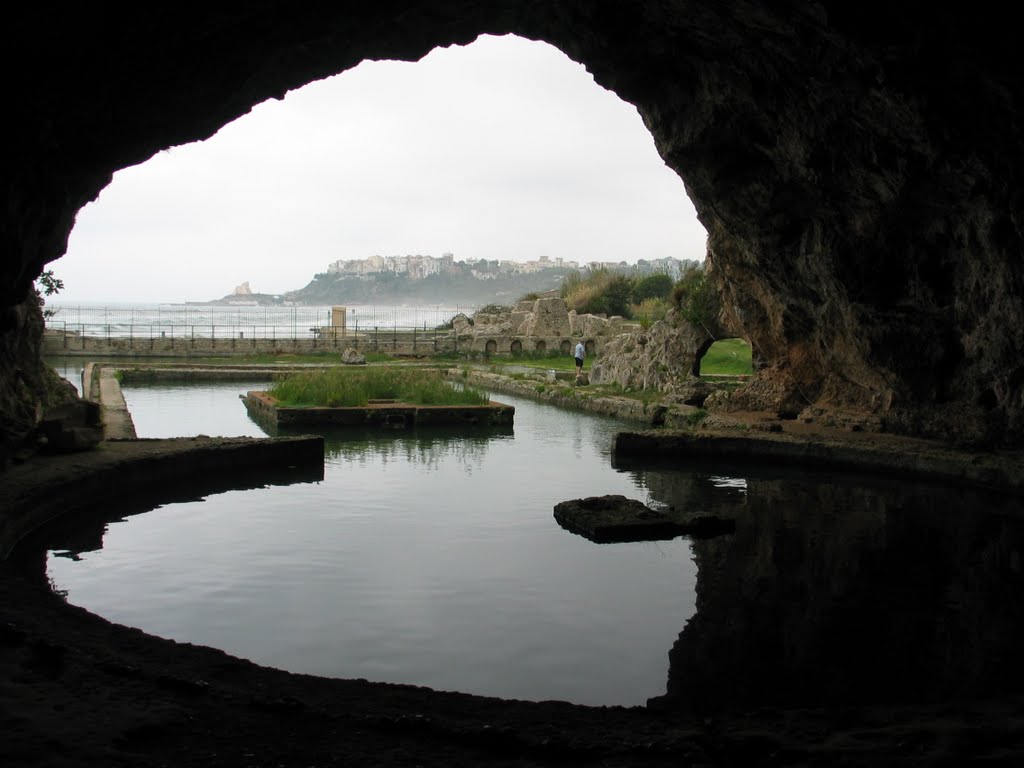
[54,34,707,310]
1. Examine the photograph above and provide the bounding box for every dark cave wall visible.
[642,466,1024,711]
[0,297,78,463]
[3,1,1023,445]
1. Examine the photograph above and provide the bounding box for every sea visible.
[45,301,478,338]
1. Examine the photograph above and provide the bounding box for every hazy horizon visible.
[52,33,707,304]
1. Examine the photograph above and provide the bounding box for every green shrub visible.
[630,297,672,328]
[672,265,720,330]
[561,267,633,317]
[477,303,511,315]
[685,409,708,427]
[631,273,674,303]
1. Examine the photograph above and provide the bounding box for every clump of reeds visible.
[268,367,489,407]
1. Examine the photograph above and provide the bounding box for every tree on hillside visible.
[672,265,720,333]
[631,273,674,303]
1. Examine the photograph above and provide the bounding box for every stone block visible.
[553,494,735,543]
[38,400,103,453]
[341,348,366,365]
[522,297,571,337]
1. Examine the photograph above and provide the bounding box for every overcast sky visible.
[53,34,706,304]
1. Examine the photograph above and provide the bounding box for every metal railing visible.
[44,321,467,355]
[44,304,477,338]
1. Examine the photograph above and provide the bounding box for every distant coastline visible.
[199,256,698,308]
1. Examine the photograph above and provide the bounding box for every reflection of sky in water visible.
[46,382,701,706]
[42,371,1016,711]
[122,381,269,438]
[51,360,83,396]
[709,475,748,492]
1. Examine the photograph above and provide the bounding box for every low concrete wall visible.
[83,363,330,439]
[82,363,136,439]
[611,431,1024,494]
[1,435,325,560]
[448,369,669,425]
[243,391,514,430]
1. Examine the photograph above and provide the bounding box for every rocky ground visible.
[2,422,1024,766]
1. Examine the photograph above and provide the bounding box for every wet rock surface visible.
[553,494,735,543]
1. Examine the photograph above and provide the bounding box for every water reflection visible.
[18,460,324,575]
[44,386,692,706]
[620,456,1024,711]
[323,429,512,473]
[264,423,514,470]
[37,368,1024,712]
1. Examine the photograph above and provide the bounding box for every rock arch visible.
[693,336,750,378]
[4,5,1024,446]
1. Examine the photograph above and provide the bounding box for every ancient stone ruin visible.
[589,305,732,405]
[450,296,629,355]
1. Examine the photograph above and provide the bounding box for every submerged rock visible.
[553,494,735,543]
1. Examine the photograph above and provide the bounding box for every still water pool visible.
[44,363,1024,711]
[46,378,700,706]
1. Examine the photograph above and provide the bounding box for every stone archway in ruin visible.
[693,336,723,378]
[5,5,1024,447]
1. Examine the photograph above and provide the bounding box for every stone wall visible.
[451,296,633,356]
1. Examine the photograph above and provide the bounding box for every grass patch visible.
[186,350,394,365]
[490,354,581,372]
[700,338,753,376]
[268,366,489,407]
[684,408,709,427]
[630,297,672,328]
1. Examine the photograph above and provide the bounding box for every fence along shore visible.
[44,304,478,356]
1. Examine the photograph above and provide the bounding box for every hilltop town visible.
[325,252,692,281]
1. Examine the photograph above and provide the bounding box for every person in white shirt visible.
[574,339,585,376]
